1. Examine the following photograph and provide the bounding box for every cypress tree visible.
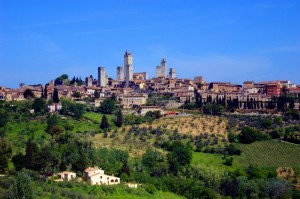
[100,115,109,129]
[44,85,48,99]
[115,109,123,127]
[53,88,60,103]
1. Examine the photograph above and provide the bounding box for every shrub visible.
[223,157,233,166]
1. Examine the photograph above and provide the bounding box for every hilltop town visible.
[1,51,300,199]
[1,51,300,113]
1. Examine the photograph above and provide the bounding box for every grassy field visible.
[235,140,300,167]
[191,152,244,172]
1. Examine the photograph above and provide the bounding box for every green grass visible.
[235,140,300,167]
[83,112,116,128]
[191,152,244,172]
[37,181,184,199]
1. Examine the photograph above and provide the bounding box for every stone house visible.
[84,166,120,185]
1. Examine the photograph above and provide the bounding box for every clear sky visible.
[0,0,299,88]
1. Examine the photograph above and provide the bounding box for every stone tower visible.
[98,67,106,87]
[116,66,124,81]
[124,51,133,87]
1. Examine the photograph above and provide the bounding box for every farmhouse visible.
[56,171,76,181]
[136,106,164,116]
[84,166,120,185]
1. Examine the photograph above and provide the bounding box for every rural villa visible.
[84,166,120,185]
[55,171,76,181]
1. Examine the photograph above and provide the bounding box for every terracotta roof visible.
[84,166,99,173]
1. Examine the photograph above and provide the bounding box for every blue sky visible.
[0,0,299,88]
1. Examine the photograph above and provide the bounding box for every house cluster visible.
[1,51,300,111]
[55,166,120,186]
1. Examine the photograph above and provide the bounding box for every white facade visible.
[98,67,107,87]
[137,106,164,116]
[48,103,62,113]
[124,51,133,87]
[56,171,76,181]
[84,166,120,185]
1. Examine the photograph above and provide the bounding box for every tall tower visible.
[98,67,106,87]
[169,68,176,79]
[156,66,161,78]
[85,75,93,87]
[124,51,133,87]
[116,66,124,81]
[160,58,166,78]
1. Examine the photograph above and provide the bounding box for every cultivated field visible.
[235,140,300,167]
[140,114,227,136]
[93,114,228,157]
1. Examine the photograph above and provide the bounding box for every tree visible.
[288,99,295,110]
[12,153,26,171]
[98,98,116,114]
[142,149,164,171]
[10,171,34,199]
[25,138,39,170]
[100,115,109,129]
[238,126,269,144]
[0,110,8,128]
[32,98,47,113]
[52,88,60,103]
[115,109,123,127]
[46,114,59,135]
[72,91,81,99]
[167,141,192,174]
[94,90,100,98]
[60,99,85,119]
[44,85,48,99]
[23,89,35,99]
[0,138,12,173]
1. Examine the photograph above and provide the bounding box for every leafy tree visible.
[46,114,59,135]
[32,98,47,113]
[72,91,81,99]
[0,110,8,128]
[23,89,35,99]
[60,99,85,119]
[142,149,164,173]
[98,98,116,114]
[167,141,192,174]
[100,115,109,129]
[12,153,26,171]
[10,171,34,199]
[115,109,123,127]
[60,74,68,80]
[52,88,60,103]
[203,103,213,115]
[0,138,12,173]
[238,126,269,144]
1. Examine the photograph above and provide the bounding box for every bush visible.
[239,126,270,144]
[223,157,233,166]
[144,183,157,194]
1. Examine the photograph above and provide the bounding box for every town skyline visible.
[0,50,299,89]
[1,0,300,88]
